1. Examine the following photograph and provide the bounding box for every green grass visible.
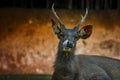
[0,74,51,80]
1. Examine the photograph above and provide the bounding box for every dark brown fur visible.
[51,4,120,80]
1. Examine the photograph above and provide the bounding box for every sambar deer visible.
[51,4,120,80]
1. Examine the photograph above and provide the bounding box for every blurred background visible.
[0,0,120,75]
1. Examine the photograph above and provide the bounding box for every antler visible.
[52,4,65,29]
[74,8,88,31]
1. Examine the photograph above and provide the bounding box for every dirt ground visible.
[0,8,120,74]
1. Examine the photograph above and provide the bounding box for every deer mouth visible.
[63,47,72,52]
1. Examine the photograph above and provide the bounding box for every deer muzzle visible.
[63,40,74,53]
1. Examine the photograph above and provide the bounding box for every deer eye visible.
[74,35,79,40]
[60,34,65,38]
[58,33,65,39]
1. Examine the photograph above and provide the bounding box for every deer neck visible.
[54,41,76,73]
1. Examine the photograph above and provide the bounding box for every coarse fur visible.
[51,4,120,80]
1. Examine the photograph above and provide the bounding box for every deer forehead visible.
[63,28,76,36]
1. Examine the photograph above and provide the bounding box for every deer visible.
[51,4,120,80]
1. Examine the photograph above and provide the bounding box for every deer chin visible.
[63,47,72,53]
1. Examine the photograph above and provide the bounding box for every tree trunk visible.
[68,0,73,9]
[30,0,33,8]
[23,0,25,8]
[21,0,24,8]
[118,0,120,10]
[100,0,104,9]
[90,0,94,10]
[81,0,84,9]
[104,0,109,10]
[13,0,15,7]
[23,0,27,8]
[95,0,100,10]
[86,0,90,9]
[46,0,50,8]
[109,0,112,9]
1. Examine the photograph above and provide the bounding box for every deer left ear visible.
[51,19,61,35]
[77,25,93,39]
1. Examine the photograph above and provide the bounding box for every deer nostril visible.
[63,40,74,48]
[67,41,74,48]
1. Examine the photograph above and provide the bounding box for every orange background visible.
[0,8,120,74]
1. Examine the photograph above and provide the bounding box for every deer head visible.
[51,4,93,54]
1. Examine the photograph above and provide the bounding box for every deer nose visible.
[63,40,74,48]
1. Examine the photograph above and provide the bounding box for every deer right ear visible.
[51,19,61,35]
[76,25,93,39]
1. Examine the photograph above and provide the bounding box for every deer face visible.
[51,4,93,53]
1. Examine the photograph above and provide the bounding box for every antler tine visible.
[80,8,88,25]
[74,8,88,31]
[52,4,64,26]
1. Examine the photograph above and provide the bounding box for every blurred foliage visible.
[0,74,51,80]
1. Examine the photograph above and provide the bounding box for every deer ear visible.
[51,19,61,35]
[77,25,93,39]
